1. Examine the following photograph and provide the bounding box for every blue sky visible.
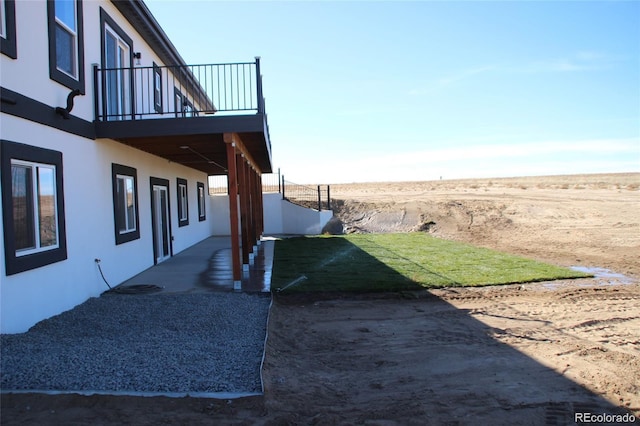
[146,0,640,183]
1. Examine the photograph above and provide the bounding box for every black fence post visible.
[278,167,281,194]
[317,185,322,211]
[255,56,264,114]
[281,175,285,200]
[327,185,331,211]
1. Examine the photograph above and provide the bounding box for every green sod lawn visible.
[272,233,592,293]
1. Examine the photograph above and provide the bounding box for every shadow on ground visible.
[264,291,637,425]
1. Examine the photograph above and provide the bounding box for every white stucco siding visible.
[211,193,334,237]
[0,115,215,333]
[0,2,52,105]
[1,1,93,121]
[0,1,203,124]
[210,195,232,236]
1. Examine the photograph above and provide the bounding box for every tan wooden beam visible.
[224,132,261,174]
[237,152,251,266]
[224,134,242,289]
[249,169,258,246]
[257,173,264,237]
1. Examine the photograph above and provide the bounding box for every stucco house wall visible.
[0,114,213,334]
[0,0,325,334]
[0,1,215,333]
[261,193,333,235]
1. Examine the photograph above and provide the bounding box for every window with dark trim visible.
[1,140,68,275]
[153,62,162,113]
[174,88,183,117]
[47,0,85,93]
[174,88,198,117]
[112,163,140,244]
[184,101,197,117]
[100,8,134,121]
[177,178,188,227]
[197,182,206,221]
[1,0,17,58]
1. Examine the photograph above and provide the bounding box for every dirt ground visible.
[2,173,639,425]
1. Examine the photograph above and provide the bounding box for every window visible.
[104,25,130,119]
[11,161,59,253]
[153,62,162,113]
[174,88,197,117]
[48,0,85,92]
[54,0,77,76]
[1,0,16,58]
[0,0,4,38]
[116,175,136,233]
[174,88,183,117]
[183,102,193,117]
[112,164,139,244]
[1,140,67,275]
[197,182,206,221]
[177,178,188,227]
[100,8,133,121]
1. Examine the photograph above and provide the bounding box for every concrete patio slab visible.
[118,236,273,293]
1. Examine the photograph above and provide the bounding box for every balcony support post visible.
[247,165,256,252]
[255,172,263,238]
[237,152,251,267]
[224,133,242,290]
[251,169,263,241]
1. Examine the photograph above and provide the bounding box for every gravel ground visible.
[1,292,271,396]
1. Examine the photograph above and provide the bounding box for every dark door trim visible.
[150,177,172,264]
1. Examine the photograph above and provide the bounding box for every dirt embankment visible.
[329,173,640,278]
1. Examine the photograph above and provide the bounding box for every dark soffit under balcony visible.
[95,114,272,175]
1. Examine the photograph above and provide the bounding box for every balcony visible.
[93,58,272,175]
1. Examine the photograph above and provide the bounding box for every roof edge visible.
[110,0,188,67]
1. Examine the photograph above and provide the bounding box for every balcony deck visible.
[93,59,272,175]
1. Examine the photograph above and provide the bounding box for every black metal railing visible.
[208,176,227,195]
[208,171,281,195]
[208,170,332,212]
[262,171,281,193]
[94,57,266,121]
[282,176,331,211]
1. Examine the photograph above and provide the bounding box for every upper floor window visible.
[54,0,77,76]
[153,62,162,113]
[1,140,68,275]
[174,89,183,117]
[0,0,5,38]
[48,0,85,92]
[174,88,197,118]
[100,8,133,121]
[0,0,17,58]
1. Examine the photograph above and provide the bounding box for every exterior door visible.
[152,183,171,264]
[104,25,131,120]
